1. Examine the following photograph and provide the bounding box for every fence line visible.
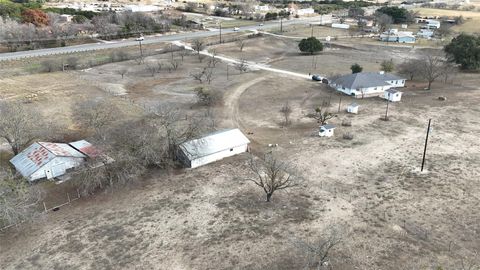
[0,189,82,232]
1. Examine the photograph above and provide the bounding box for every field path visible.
[223,76,267,128]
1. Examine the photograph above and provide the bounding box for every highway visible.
[0,17,318,61]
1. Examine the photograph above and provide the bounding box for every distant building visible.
[417,29,434,38]
[178,129,250,169]
[384,89,403,102]
[332,23,350,29]
[319,124,335,137]
[380,30,416,43]
[59,14,73,23]
[347,103,359,114]
[310,14,333,25]
[10,142,86,182]
[426,19,441,29]
[329,72,406,98]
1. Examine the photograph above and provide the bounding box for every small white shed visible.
[10,142,86,182]
[319,124,335,137]
[385,89,402,102]
[347,103,359,114]
[178,129,250,168]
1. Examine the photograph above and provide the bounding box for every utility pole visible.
[138,40,144,62]
[421,119,432,172]
[280,17,283,32]
[384,99,389,120]
[338,96,342,113]
[311,24,314,37]
[219,23,222,43]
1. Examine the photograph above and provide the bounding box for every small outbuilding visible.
[347,103,359,114]
[319,124,335,137]
[178,128,250,168]
[384,89,402,102]
[10,142,86,182]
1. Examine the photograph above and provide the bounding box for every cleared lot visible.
[1,35,479,269]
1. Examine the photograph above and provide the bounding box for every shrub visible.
[341,119,352,126]
[343,132,354,140]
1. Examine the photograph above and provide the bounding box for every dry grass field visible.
[414,8,480,34]
[1,35,480,269]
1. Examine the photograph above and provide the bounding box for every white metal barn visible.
[347,103,359,114]
[384,89,403,102]
[319,124,336,137]
[178,129,250,168]
[10,142,86,182]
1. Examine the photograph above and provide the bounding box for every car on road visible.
[312,74,322,81]
[135,36,145,41]
[259,23,264,26]
[233,27,240,31]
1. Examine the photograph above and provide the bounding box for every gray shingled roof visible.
[331,72,405,89]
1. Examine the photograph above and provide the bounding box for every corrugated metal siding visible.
[179,129,250,161]
[69,140,101,158]
[10,142,86,179]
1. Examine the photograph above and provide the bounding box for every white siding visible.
[190,144,248,168]
[29,156,85,181]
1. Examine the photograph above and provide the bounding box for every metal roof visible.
[386,89,401,94]
[321,124,336,130]
[10,142,86,178]
[69,140,101,158]
[331,72,405,89]
[179,129,250,160]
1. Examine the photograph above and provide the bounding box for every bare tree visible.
[247,153,301,202]
[146,63,157,76]
[397,59,422,80]
[375,13,393,33]
[72,99,122,141]
[117,68,128,79]
[179,48,190,62]
[194,87,222,106]
[0,169,44,227]
[312,106,336,125]
[192,39,205,56]
[66,57,79,70]
[280,101,292,126]
[0,102,44,155]
[292,224,345,269]
[41,60,60,72]
[419,54,445,90]
[170,59,181,71]
[236,39,246,52]
[235,58,249,73]
[441,61,458,84]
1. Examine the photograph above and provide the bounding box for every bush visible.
[343,132,354,140]
[66,57,79,70]
[341,119,352,126]
[194,87,222,106]
[41,60,60,72]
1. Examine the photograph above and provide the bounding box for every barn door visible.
[45,169,54,179]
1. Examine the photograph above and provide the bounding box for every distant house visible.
[384,89,403,102]
[178,129,250,169]
[10,142,86,182]
[347,103,359,114]
[380,30,416,43]
[329,72,406,98]
[319,124,335,137]
[417,29,434,38]
[426,19,441,29]
[59,14,73,23]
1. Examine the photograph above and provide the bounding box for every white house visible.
[297,8,315,16]
[332,23,350,29]
[178,129,250,169]
[329,72,406,98]
[417,29,434,38]
[347,103,359,114]
[319,124,335,137]
[384,89,403,102]
[10,142,86,182]
[426,19,441,29]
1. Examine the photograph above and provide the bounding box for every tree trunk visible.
[427,80,432,90]
[266,192,273,202]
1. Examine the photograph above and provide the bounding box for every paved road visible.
[0,17,317,61]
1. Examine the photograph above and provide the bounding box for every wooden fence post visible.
[43,202,47,212]
[67,192,71,203]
